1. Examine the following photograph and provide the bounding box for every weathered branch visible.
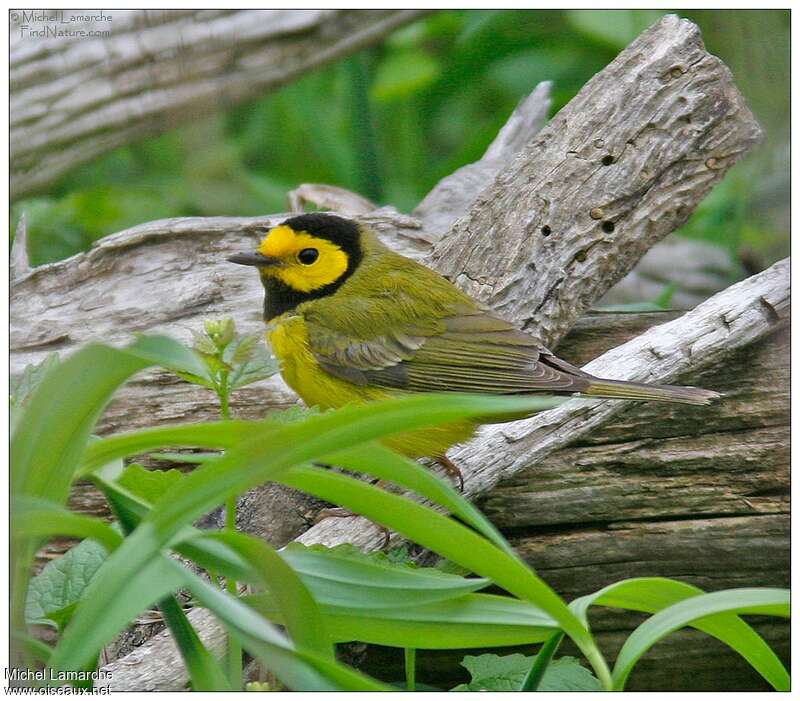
[297,257,788,550]
[10,9,427,199]
[429,14,762,346]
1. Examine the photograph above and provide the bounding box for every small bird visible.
[229,213,719,485]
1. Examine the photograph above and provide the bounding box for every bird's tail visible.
[583,378,721,406]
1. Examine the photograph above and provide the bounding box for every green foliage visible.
[11,334,790,691]
[10,353,59,430]
[26,538,109,631]
[176,317,278,421]
[452,652,601,691]
[117,463,185,505]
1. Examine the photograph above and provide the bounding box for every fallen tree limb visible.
[297,257,788,550]
[429,14,761,346]
[11,9,427,199]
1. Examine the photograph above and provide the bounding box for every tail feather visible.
[583,378,721,406]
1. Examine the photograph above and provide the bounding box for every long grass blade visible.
[611,587,789,690]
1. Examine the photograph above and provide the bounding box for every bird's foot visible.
[313,507,391,549]
[434,455,464,491]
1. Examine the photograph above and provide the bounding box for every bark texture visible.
[10,9,426,199]
[429,14,762,347]
[10,14,785,692]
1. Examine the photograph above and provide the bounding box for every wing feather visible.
[306,308,589,396]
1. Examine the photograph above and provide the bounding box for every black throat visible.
[261,213,363,322]
[262,275,353,322]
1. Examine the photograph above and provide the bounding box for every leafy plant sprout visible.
[172,317,279,687]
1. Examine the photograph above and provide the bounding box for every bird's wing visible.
[305,307,590,395]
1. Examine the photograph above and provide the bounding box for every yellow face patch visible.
[257,225,349,293]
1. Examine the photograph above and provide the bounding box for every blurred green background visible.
[12,9,789,274]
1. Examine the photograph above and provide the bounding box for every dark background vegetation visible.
[12,10,789,280]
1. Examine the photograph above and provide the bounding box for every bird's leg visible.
[434,455,464,491]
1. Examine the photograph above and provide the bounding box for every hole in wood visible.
[601,154,614,166]
[541,225,551,236]
[601,220,615,233]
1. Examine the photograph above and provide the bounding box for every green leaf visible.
[158,596,232,691]
[248,591,557,649]
[192,330,220,357]
[611,587,790,690]
[25,538,109,629]
[324,441,526,555]
[452,653,601,691]
[13,497,123,553]
[204,532,333,659]
[178,565,389,691]
[211,326,280,392]
[571,577,790,692]
[12,335,197,505]
[13,631,54,665]
[51,546,187,670]
[117,463,185,505]
[521,632,564,691]
[227,333,259,365]
[10,352,60,410]
[94,477,231,692]
[280,542,491,609]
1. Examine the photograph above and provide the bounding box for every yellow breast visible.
[267,314,392,411]
[266,314,477,459]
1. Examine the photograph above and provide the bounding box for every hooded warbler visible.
[229,213,718,480]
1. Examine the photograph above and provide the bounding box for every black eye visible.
[298,248,319,265]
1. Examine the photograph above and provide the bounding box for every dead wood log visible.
[429,14,761,346]
[10,9,427,199]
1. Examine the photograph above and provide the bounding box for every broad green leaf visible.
[178,565,389,691]
[452,653,601,691]
[247,590,556,649]
[204,532,333,659]
[611,587,790,690]
[280,464,610,687]
[280,542,491,608]
[521,632,564,691]
[117,463,185,505]
[571,577,790,692]
[78,420,267,476]
[46,545,186,669]
[226,336,279,389]
[25,539,109,629]
[94,477,231,692]
[323,441,533,554]
[12,335,199,505]
[13,497,122,553]
[11,353,60,431]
